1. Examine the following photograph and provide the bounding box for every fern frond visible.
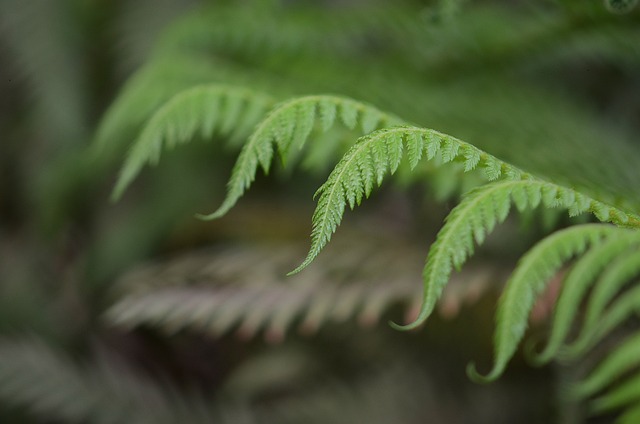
[112,85,276,200]
[590,372,640,415]
[528,232,640,365]
[579,250,640,341]
[106,281,417,342]
[92,56,220,160]
[289,126,530,275]
[572,332,640,421]
[561,281,640,360]
[549,248,640,360]
[106,243,408,341]
[291,123,640,279]
[0,338,229,424]
[467,224,630,383]
[105,234,498,341]
[572,332,640,402]
[198,96,403,220]
[619,406,640,424]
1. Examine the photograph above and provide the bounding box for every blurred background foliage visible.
[0,0,639,422]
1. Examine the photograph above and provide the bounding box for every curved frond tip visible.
[528,233,640,366]
[290,126,530,276]
[112,84,276,200]
[197,95,404,220]
[471,224,621,382]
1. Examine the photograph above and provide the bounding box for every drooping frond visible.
[578,250,640,346]
[528,231,640,365]
[289,126,531,275]
[573,332,640,401]
[561,281,640,361]
[92,56,220,161]
[112,84,276,200]
[466,224,633,383]
[105,233,498,342]
[292,122,640,279]
[571,332,640,421]
[198,96,403,220]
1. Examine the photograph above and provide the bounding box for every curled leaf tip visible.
[522,335,550,366]
[288,257,313,276]
[195,202,234,221]
[466,362,501,384]
[195,211,221,221]
[388,319,423,331]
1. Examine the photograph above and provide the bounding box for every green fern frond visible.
[572,332,640,402]
[528,232,640,365]
[198,96,403,221]
[291,122,640,279]
[561,281,640,360]
[573,331,640,421]
[579,250,640,341]
[590,372,640,415]
[467,224,629,383]
[112,84,276,200]
[289,126,531,275]
[551,248,640,360]
[92,56,220,160]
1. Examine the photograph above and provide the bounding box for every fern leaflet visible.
[466,224,623,383]
[528,231,640,365]
[112,84,276,200]
[198,95,403,220]
[573,332,640,401]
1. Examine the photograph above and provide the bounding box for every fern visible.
[0,338,236,424]
[93,1,640,421]
[105,235,496,342]
[562,283,640,360]
[112,84,276,200]
[466,224,631,382]
[572,332,640,422]
[197,96,403,220]
[528,231,640,365]
[92,56,220,161]
[185,101,640,385]
[109,85,640,389]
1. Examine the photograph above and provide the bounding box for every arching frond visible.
[289,126,531,275]
[92,56,220,161]
[467,224,632,383]
[112,85,276,200]
[561,283,640,361]
[291,123,640,279]
[198,96,403,220]
[573,332,640,401]
[579,250,640,342]
[528,232,640,365]
[572,332,640,421]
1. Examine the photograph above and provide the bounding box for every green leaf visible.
[199,95,403,220]
[528,231,640,366]
[468,224,614,383]
[573,332,640,400]
[112,85,275,200]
